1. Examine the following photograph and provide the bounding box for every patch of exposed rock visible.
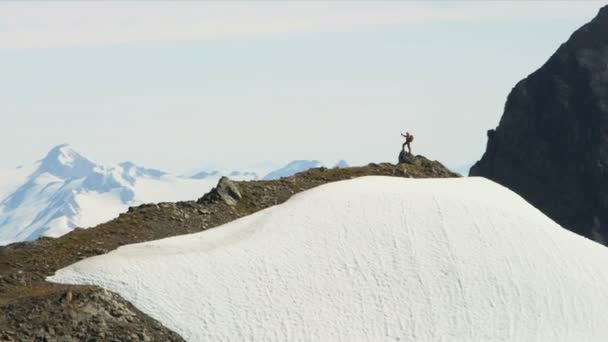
[0,287,183,342]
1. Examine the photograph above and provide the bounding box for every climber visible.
[401,132,414,154]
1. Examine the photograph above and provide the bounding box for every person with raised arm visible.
[401,132,414,154]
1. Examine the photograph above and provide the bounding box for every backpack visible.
[407,134,414,143]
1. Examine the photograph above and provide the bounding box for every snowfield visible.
[49,176,608,341]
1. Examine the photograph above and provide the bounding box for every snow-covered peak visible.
[191,170,220,180]
[0,146,223,246]
[262,160,350,180]
[190,169,259,181]
[334,160,349,168]
[49,176,608,340]
[0,145,342,246]
[36,144,96,179]
[228,170,259,180]
[263,160,323,180]
[118,162,167,183]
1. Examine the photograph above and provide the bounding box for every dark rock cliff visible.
[471,5,608,242]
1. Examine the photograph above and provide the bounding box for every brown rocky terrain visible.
[0,155,458,341]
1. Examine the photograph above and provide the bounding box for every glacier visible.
[48,176,608,341]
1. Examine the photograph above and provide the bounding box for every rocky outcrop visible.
[198,176,242,206]
[0,287,184,341]
[398,150,417,165]
[471,5,608,242]
[0,160,458,339]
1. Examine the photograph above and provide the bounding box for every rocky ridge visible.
[0,155,458,340]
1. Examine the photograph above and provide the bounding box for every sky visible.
[1,1,605,174]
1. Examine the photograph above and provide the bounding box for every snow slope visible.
[0,145,253,245]
[49,176,608,341]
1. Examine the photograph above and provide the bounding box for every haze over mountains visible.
[0,144,346,245]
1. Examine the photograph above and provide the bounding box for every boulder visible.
[197,177,242,206]
[398,150,419,165]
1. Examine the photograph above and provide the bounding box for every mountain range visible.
[0,144,345,246]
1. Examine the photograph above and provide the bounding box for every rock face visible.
[471,5,608,242]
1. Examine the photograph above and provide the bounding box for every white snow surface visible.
[49,176,608,341]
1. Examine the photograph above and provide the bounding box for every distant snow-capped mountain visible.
[334,160,349,169]
[0,145,256,246]
[0,146,347,246]
[263,160,323,180]
[191,169,259,181]
[192,159,348,182]
[190,170,220,180]
[262,159,349,180]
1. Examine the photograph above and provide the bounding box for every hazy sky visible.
[1,1,604,174]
